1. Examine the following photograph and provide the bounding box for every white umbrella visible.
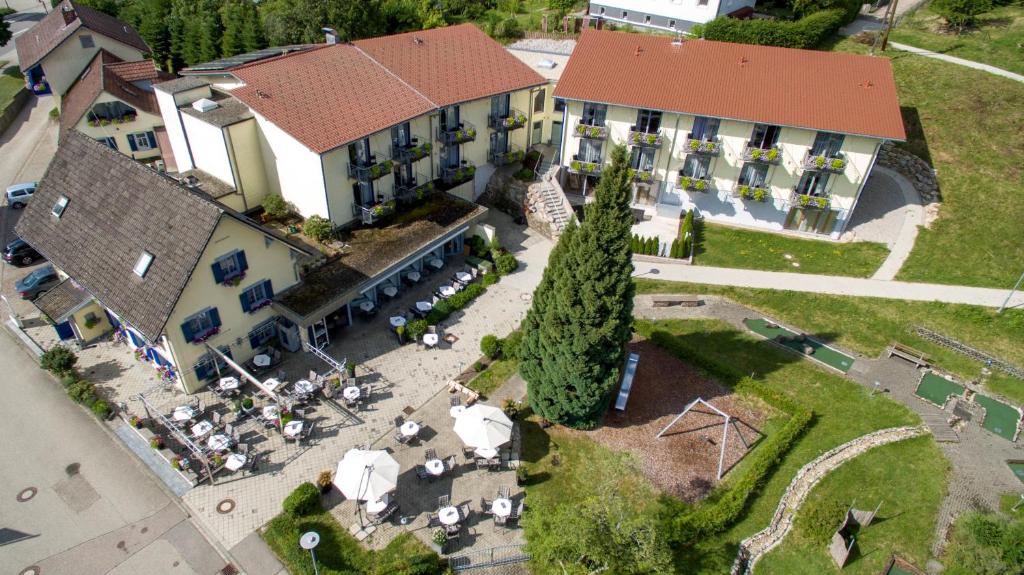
[454,404,513,450]
[333,449,400,502]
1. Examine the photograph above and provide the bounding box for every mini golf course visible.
[975,394,1021,441]
[1009,461,1024,484]
[914,373,964,407]
[743,318,855,373]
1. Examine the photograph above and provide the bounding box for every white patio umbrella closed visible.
[333,449,400,502]
[453,403,513,450]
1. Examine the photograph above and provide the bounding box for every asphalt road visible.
[0,3,47,67]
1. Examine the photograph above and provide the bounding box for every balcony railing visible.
[628,126,664,148]
[488,108,527,131]
[347,156,394,181]
[352,199,397,225]
[802,151,847,173]
[733,183,771,202]
[436,121,477,145]
[741,144,782,164]
[627,167,655,184]
[391,139,432,164]
[682,134,721,156]
[568,155,602,177]
[573,120,608,140]
[789,189,831,210]
[394,173,435,203]
[677,173,712,192]
[488,145,525,167]
[440,161,476,185]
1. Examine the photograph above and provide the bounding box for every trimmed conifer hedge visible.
[696,9,846,49]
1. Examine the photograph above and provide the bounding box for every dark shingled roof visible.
[178,90,253,127]
[34,279,92,322]
[15,131,312,341]
[154,76,210,95]
[16,0,150,72]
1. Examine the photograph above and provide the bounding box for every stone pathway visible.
[865,167,926,281]
[735,426,927,574]
[888,42,1024,84]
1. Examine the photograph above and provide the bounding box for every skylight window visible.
[134,251,154,278]
[52,195,69,218]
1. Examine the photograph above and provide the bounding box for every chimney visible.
[322,27,338,45]
[61,5,77,26]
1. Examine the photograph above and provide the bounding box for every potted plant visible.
[750,148,762,160]
[815,156,826,168]
[241,396,254,413]
[815,196,828,209]
[150,436,164,449]
[694,179,707,192]
[766,148,779,162]
[346,361,356,378]
[211,454,225,468]
[516,464,528,486]
[679,176,692,189]
[129,415,145,429]
[171,456,183,470]
[753,188,768,202]
[396,325,406,344]
[431,529,446,553]
[645,133,658,146]
[798,194,812,207]
[688,139,700,152]
[570,160,581,171]
[280,410,293,428]
[830,157,845,170]
[317,470,333,494]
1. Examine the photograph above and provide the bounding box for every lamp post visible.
[997,269,1024,314]
[299,531,320,575]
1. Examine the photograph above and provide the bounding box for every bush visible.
[67,380,97,404]
[481,334,502,359]
[49,107,59,121]
[494,252,519,275]
[797,497,848,543]
[59,374,78,388]
[502,329,524,360]
[303,215,333,243]
[467,235,488,258]
[698,9,846,49]
[482,272,499,286]
[407,319,428,342]
[932,0,994,30]
[282,482,321,516]
[91,399,112,419]
[514,168,534,181]
[493,16,523,40]
[41,346,78,376]
[262,194,290,220]
[473,360,485,372]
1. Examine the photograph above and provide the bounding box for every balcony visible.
[802,151,847,174]
[393,173,436,203]
[628,126,664,148]
[436,121,477,145]
[627,167,655,184]
[733,183,771,202]
[347,156,394,182]
[391,139,432,164]
[683,134,721,156]
[677,173,712,193]
[568,155,602,177]
[352,199,397,225]
[573,120,608,140]
[488,145,525,167]
[440,161,476,185]
[789,189,831,210]
[487,108,527,132]
[741,144,782,164]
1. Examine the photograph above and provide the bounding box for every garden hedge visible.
[283,482,322,516]
[697,9,846,49]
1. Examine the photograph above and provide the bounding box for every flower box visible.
[742,145,781,164]
[249,298,273,313]
[569,159,601,175]
[803,153,847,173]
[735,184,770,202]
[574,122,607,139]
[791,191,831,210]
[221,270,246,287]
[684,137,720,155]
[628,168,654,183]
[677,175,711,192]
[191,326,220,344]
[629,129,663,148]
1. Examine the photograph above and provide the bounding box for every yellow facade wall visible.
[72,92,163,162]
[69,301,112,342]
[225,119,269,209]
[40,30,148,100]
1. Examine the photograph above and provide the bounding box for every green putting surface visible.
[915,373,964,407]
[975,394,1020,441]
[1009,462,1024,484]
[887,566,915,575]
[743,318,854,373]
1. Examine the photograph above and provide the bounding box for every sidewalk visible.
[888,42,1024,84]
[636,260,1024,308]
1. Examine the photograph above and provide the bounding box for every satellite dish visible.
[299,531,320,550]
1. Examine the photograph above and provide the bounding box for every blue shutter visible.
[208,307,221,328]
[194,359,211,381]
[146,131,157,149]
[127,134,138,152]
[211,261,225,283]
[248,330,260,349]
[239,288,252,313]
[263,279,273,299]
[181,320,195,342]
[236,250,248,273]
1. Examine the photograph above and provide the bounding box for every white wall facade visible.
[588,0,756,31]
[252,110,330,221]
[181,113,236,187]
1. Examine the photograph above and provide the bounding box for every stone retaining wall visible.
[0,88,31,137]
[877,142,940,203]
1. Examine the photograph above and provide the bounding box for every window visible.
[690,116,720,141]
[739,163,768,187]
[193,346,232,381]
[644,15,651,24]
[749,124,782,149]
[581,102,607,126]
[180,308,221,343]
[554,98,566,113]
[577,138,603,163]
[622,11,628,18]
[239,279,274,313]
[127,132,155,152]
[99,137,117,150]
[133,251,153,278]
[211,250,248,284]
[669,20,676,29]
[630,147,655,171]
[810,132,845,158]
[796,171,830,196]
[79,35,94,48]
[52,195,69,218]
[599,7,605,15]
[698,0,709,5]
[534,89,545,114]
[681,155,711,179]
[635,109,662,133]
[248,318,278,349]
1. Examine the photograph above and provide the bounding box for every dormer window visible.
[52,195,68,218]
[79,35,94,48]
[134,251,154,278]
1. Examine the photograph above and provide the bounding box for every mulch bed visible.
[585,338,770,502]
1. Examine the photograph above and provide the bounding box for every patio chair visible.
[223,422,234,436]
[481,498,494,515]
[236,443,249,456]
[361,384,372,401]
[308,370,319,383]
[394,416,405,428]
[498,486,511,500]
[293,407,306,418]
[427,512,440,527]
[444,455,457,472]
[507,502,523,527]
[494,513,507,527]
[322,385,336,399]
[372,502,399,525]
[300,421,315,442]
[425,448,437,461]
[463,446,476,461]
[395,432,410,445]
[437,495,450,509]
[211,411,223,428]
[247,452,260,473]
[450,395,461,407]
[475,458,489,470]
[445,523,461,537]
[415,465,430,481]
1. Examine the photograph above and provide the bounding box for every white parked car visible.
[5,182,37,209]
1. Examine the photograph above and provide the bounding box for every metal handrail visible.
[348,152,394,181]
[440,160,476,184]
[487,107,527,131]
[682,134,721,156]
[628,126,664,148]
[391,138,431,164]
[573,119,608,139]
[394,171,435,202]
[436,120,478,145]
[488,144,525,167]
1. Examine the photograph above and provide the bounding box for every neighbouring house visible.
[59,49,174,165]
[588,0,757,33]
[16,131,313,394]
[15,0,150,99]
[506,39,576,161]
[553,29,905,238]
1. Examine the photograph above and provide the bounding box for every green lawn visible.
[757,436,948,574]
[466,358,519,399]
[695,222,889,277]
[889,2,1024,76]
[636,279,1024,405]
[0,61,24,110]
[830,39,1024,288]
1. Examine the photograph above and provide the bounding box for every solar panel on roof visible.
[183,45,317,72]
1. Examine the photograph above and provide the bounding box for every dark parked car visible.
[3,238,43,267]
[15,265,60,300]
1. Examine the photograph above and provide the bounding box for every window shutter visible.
[248,331,260,349]
[211,261,225,283]
[127,135,138,152]
[236,250,248,273]
[239,289,251,313]
[208,307,221,328]
[263,279,273,299]
[146,131,157,149]
[181,320,195,342]
[194,360,210,381]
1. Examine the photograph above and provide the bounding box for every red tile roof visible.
[231,44,436,154]
[59,50,173,135]
[554,29,905,141]
[353,24,546,107]
[16,0,150,72]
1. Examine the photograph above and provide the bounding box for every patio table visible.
[253,354,271,367]
[263,378,284,392]
[491,498,512,518]
[218,376,240,391]
[389,316,407,328]
[428,258,444,270]
[225,453,247,471]
[406,271,421,283]
[366,495,389,514]
[207,433,231,452]
[423,333,439,347]
[382,285,398,298]
[449,405,466,418]
[455,271,472,283]
[425,458,445,476]
[439,285,456,297]
[474,447,498,459]
[342,386,361,401]
[415,301,432,313]
[400,421,420,437]
[173,405,197,422]
[283,420,304,438]
[438,506,460,526]
[191,420,213,437]
[293,379,316,395]
[358,301,375,313]
[262,405,279,420]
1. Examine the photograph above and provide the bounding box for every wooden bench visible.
[888,342,929,368]
[651,295,701,308]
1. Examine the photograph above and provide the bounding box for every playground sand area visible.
[587,338,771,502]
